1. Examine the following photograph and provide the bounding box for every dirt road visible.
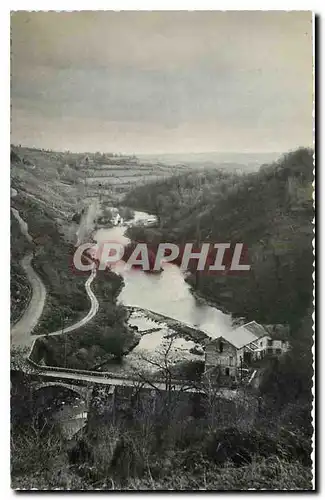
[47,268,98,336]
[11,253,46,347]
[11,206,98,348]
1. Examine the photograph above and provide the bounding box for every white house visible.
[204,321,290,379]
[263,324,290,355]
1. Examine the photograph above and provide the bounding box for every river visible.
[94,210,233,340]
[20,209,234,436]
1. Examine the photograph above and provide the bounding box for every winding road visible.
[11,253,46,348]
[49,268,98,336]
[11,207,98,350]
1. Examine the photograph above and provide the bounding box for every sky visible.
[11,11,313,154]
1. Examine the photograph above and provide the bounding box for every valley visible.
[10,145,314,490]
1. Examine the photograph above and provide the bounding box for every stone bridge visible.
[31,380,95,406]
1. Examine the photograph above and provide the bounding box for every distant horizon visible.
[12,142,312,158]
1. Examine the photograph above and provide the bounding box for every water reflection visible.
[94,211,233,339]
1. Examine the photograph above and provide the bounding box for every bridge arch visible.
[32,381,91,403]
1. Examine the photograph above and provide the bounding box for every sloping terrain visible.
[10,146,184,364]
[125,148,314,327]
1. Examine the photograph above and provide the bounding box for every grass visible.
[11,427,313,491]
[124,457,312,490]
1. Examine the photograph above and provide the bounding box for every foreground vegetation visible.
[11,351,312,490]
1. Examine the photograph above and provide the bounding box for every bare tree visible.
[131,336,200,430]
[200,369,222,431]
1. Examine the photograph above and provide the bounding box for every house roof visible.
[223,326,259,349]
[206,321,270,350]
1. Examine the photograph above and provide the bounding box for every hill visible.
[125,147,314,328]
[137,151,283,171]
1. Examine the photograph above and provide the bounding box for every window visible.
[225,368,230,376]
[229,356,234,366]
[219,341,224,353]
[276,348,282,355]
[267,339,272,347]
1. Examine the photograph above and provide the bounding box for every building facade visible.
[205,337,240,377]
[204,321,290,380]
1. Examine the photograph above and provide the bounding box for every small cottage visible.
[204,321,290,379]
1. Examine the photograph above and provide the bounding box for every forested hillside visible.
[125,148,314,328]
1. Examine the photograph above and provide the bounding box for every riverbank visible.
[94,209,233,337]
[185,283,245,325]
[127,306,209,345]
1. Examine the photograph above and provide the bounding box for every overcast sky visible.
[11,11,313,154]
